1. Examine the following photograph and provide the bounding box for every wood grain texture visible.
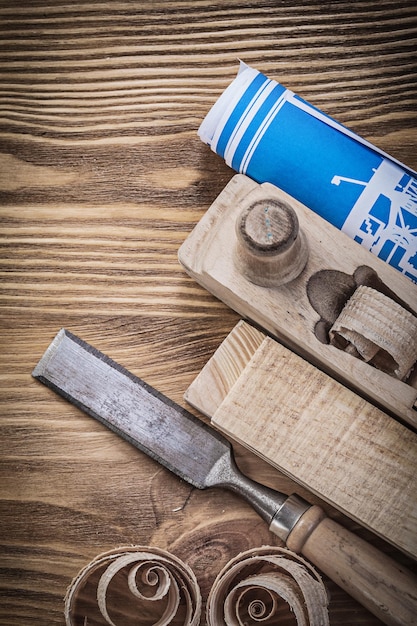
[1,1,416,624]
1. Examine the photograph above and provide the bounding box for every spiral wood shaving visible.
[206,546,329,626]
[329,285,417,380]
[64,546,201,626]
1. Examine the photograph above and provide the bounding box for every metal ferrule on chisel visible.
[204,446,310,540]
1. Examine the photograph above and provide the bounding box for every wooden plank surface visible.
[185,320,417,559]
[1,1,417,624]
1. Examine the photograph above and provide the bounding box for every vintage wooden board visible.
[3,3,417,624]
[178,174,417,427]
[185,321,417,560]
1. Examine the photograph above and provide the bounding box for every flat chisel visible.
[33,329,417,626]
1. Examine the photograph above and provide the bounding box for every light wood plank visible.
[186,321,417,559]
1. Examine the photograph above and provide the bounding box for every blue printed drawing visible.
[332,160,417,282]
[198,63,417,284]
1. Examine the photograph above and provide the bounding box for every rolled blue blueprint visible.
[198,63,417,283]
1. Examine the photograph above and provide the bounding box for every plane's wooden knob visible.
[235,198,308,287]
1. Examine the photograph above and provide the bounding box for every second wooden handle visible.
[283,505,417,626]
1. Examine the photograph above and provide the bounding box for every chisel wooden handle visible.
[279,504,417,626]
[218,458,417,626]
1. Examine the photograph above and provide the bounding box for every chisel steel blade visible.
[32,329,229,489]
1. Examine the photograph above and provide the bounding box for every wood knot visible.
[235,198,308,286]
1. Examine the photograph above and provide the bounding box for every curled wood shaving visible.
[329,285,417,380]
[206,546,329,626]
[64,546,201,626]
